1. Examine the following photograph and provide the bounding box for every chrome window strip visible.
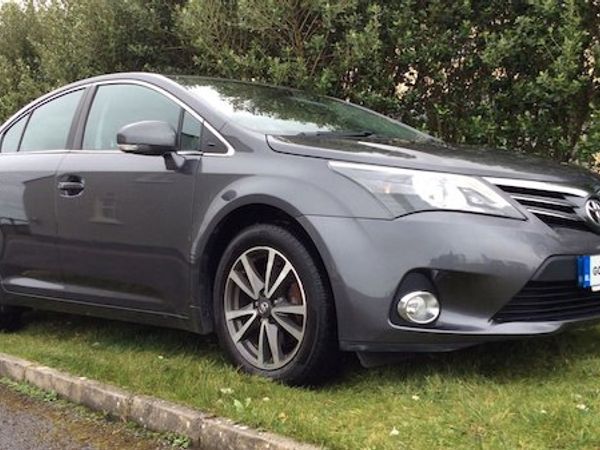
[0,150,70,156]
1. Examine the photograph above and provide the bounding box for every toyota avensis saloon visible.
[2,72,600,384]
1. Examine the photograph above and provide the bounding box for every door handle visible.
[58,177,85,196]
[58,181,84,191]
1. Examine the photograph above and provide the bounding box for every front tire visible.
[214,224,339,385]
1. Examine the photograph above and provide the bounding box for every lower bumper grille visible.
[493,280,600,322]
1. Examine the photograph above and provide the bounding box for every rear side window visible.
[83,84,181,150]
[20,90,83,152]
[0,114,28,153]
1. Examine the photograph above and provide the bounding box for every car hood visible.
[268,135,600,189]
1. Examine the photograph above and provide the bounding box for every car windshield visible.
[172,76,435,143]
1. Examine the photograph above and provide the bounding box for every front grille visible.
[493,280,600,322]
[486,177,590,231]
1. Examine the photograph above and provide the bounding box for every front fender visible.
[190,151,389,261]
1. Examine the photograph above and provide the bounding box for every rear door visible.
[0,89,84,298]
[54,82,203,316]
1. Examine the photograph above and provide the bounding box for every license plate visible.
[578,255,600,291]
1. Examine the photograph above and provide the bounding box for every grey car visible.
[2,72,600,384]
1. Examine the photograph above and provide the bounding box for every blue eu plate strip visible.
[578,255,591,289]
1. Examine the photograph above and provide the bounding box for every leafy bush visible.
[0,0,598,163]
[0,0,188,120]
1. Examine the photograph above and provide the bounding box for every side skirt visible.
[0,291,193,332]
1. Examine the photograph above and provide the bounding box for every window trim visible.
[176,108,185,151]
[77,79,234,157]
[16,113,32,152]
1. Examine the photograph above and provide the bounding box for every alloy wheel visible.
[223,246,307,370]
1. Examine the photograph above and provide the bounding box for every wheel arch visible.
[193,202,338,338]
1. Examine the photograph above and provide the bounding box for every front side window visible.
[83,84,181,150]
[20,90,83,152]
[0,114,28,153]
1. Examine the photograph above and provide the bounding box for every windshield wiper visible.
[293,130,448,146]
[297,130,375,139]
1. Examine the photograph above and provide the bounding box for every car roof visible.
[0,72,237,134]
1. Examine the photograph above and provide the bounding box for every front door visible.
[55,83,203,316]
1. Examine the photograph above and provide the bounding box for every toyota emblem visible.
[585,198,600,225]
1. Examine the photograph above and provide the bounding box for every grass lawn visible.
[2,312,600,449]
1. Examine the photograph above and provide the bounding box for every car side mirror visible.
[117,121,177,155]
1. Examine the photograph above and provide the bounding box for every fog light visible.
[397,291,440,324]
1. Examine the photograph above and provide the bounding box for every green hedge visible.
[1,0,598,163]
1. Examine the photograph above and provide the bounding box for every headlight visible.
[329,161,524,219]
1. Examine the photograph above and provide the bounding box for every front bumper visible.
[299,211,600,352]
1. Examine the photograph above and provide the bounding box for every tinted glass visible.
[0,114,28,153]
[173,76,434,142]
[20,90,83,151]
[201,126,228,154]
[180,111,202,151]
[83,84,181,150]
